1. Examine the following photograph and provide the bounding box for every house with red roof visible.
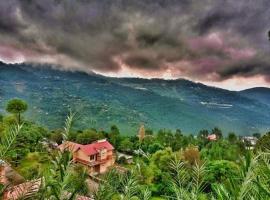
[59,139,115,175]
[207,134,217,141]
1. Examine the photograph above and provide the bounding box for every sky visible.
[0,0,270,90]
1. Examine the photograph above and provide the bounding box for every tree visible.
[255,132,270,151]
[213,152,270,199]
[119,138,133,152]
[201,140,241,161]
[168,158,207,199]
[150,147,176,171]
[76,129,102,144]
[183,145,201,166]
[148,143,164,154]
[6,99,28,124]
[227,132,237,144]
[252,132,261,139]
[38,112,89,200]
[205,160,239,184]
[138,124,146,142]
[108,125,121,147]
[110,125,120,135]
[172,130,184,151]
[198,129,209,139]
[0,124,23,161]
[211,127,222,139]
[8,122,48,166]
[50,129,63,144]
[145,129,154,135]
[156,129,174,147]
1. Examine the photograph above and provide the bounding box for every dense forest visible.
[0,99,269,200]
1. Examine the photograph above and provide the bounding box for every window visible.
[100,149,107,160]
[90,155,95,161]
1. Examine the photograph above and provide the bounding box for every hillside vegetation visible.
[1,62,270,135]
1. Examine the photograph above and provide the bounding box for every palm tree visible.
[0,124,23,160]
[212,151,270,200]
[0,123,23,199]
[166,159,207,200]
[36,112,90,200]
[93,169,152,200]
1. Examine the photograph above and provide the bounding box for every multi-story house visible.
[59,139,115,175]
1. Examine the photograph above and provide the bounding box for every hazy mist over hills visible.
[1,62,270,135]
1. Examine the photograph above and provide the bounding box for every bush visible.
[205,160,239,184]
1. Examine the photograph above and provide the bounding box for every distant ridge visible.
[0,62,270,135]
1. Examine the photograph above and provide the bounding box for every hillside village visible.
[0,99,269,200]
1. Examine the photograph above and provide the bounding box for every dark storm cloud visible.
[0,0,270,83]
[219,58,270,80]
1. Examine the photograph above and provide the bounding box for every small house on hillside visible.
[117,152,133,164]
[207,134,217,141]
[59,139,115,175]
[241,136,258,150]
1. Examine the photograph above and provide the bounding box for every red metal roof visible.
[81,140,114,156]
[207,134,217,141]
[59,140,114,156]
[58,141,83,152]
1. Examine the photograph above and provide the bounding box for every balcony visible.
[74,155,113,167]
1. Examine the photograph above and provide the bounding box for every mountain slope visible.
[240,87,270,107]
[0,62,269,135]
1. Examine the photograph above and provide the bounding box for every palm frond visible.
[140,188,152,200]
[0,123,23,159]
[62,111,76,141]
[119,173,139,199]
[169,159,188,188]
[212,184,231,200]
[213,152,270,200]
[191,162,206,195]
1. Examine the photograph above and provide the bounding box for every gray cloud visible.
[0,0,270,83]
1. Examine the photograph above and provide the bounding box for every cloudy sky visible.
[0,0,270,90]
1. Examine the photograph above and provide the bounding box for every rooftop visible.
[59,139,114,156]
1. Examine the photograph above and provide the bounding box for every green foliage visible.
[7,122,48,165]
[211,127,222,139]
[150,148,176,171]
[2,115,17,127]
[213,152,270,200]
[94,169,152,200]
[108,125,121,148]
[198,130,209,140]
[0,124,23,160]
[1,99,269,200]
[252,132,261,139]
[76,129,103,144]
[148,143,164,154]
[119,137,134,152]
[227,132,237,144]
[156,129,174,147]
[17,152,50,179]
[167,159,207,199]
[38,113,89,199]
[205,160,239,184]
[6,99,28,123]
[255,132,270,151]
[201,140,241,161]
[50,129,64,144]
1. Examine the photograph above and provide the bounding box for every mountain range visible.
[0,62,270,135]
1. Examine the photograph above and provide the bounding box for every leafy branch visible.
[0,123,23,160]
